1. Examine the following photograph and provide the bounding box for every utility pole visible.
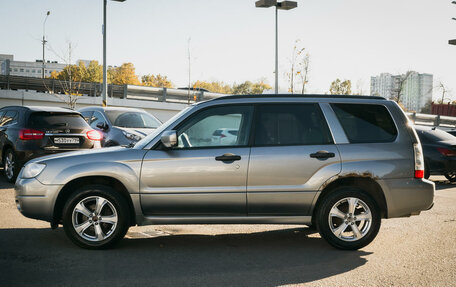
[42,11,50,79]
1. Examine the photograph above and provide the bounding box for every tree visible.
[287,40,310,94]
[83,60,103,83]
[436,81,450,104]
[109,63,140,85]
[391,71,413,103]
[329,79,352,95]
[192,80,231,94]
[232,80,272,95]
[142,74,174,88]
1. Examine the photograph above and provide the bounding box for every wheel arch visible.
[53,176,136,227]
[312,176,388,223]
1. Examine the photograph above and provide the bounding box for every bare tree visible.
[44,42,84,109]
[437,81,450,104]
[392,71,413,104]
[287,40,309,94]
[298,52,310,94]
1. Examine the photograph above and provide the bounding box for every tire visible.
[316,187,381,250]
[444,172,456,182]
[3,148,19,183]
[62,185,130,249]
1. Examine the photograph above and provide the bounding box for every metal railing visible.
[0,75,226,103]
[406,112,456,128]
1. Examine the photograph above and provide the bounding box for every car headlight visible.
[122,131,142,142]
[22,163,46,179]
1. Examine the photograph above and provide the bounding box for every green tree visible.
[142,74,174,88]
[109,62,140,85]
[83,60,103,83]
[232,80,272,95]
[193,80,232,94]
[329,79,352,95]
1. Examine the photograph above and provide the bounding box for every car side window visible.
[90,111,107,129]
[176,105,253,148]
[254,104,333,146]
[0,111,18,127]
[331,104,397,143]
[81,111,93,124]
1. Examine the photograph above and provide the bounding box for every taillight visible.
[86,130,102,141]
[437,147,456,157]
[19,129,44,140]
[413,143,424,179]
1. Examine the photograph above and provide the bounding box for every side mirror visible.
[161,130,177,148]
[96,122,108,130]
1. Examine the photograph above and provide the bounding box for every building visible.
[370,71,433,112]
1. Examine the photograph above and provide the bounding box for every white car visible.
[211,128,238,145]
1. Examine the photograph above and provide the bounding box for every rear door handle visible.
[215,153,241,162]
[310,151,335,159]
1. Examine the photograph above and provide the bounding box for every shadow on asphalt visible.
[0,226,371,286]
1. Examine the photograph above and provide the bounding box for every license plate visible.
[54,137,80,144]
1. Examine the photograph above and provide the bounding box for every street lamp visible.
[450,1,456,46]
[42,11,50,79]
[102,0,125,107]
[255,0,297,94]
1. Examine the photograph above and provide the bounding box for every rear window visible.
[331,104,397,143]
[28,112,89,129]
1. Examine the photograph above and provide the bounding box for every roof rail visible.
[211,94,386,101]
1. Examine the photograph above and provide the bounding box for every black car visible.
[78,107,161,147]
[0,106,102,182]
[415,126,456,181]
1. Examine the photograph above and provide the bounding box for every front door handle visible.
[310,151,335,159]
[215,153,241,162]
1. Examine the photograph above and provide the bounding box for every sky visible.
[1,0,456,100]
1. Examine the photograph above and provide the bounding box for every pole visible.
[275,6,278,94]
[42,12,50,79]
[102,0,108,107]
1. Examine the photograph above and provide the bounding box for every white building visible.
[0,54,67,78]
[370,71,433,112]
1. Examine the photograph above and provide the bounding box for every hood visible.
[29,146,126,164]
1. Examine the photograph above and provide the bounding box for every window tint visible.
[177,105,253,148]
[28,112,89,128]
[254,104,333,146]
[331,104,397,143]
[0,111,18,126]
[90,111,107,129]
[105,110,161,129]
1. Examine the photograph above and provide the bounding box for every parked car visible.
[445,129,456,137]
[15,95,434,250]
[78,107,161,147]
[414,125,456,181]
[0,106,101,182]
[211,128,238,145]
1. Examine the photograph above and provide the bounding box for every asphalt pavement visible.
[0,174,455,287]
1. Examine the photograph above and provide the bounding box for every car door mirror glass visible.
[161,130,177,148]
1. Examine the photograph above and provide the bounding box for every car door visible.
[140,105,254,215]
[247,103,341,216]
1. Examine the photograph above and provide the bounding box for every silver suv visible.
[15,95,434,250]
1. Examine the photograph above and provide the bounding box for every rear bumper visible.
[377,178,434,218]
[15,177,63,222]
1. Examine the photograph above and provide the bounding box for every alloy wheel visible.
[4,151,14,180]
[328,197,372,242]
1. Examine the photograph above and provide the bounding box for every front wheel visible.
[316,187,381,250]
[62,185,130,249]
[444,172,456,182]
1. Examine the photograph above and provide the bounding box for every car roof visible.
[79,106,146,113]
[0,105,78,113]
[211,94,386,102]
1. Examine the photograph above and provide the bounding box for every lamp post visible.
[42,11,50,79]
[102,0,125,107]
[255,0,297,94]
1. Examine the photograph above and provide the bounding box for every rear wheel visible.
[62,185,130,249]
[316,187,381,250]
[444,172,456,182]
[3,149,19,183]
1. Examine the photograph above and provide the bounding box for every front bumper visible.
[378,178,434,218]
[15,177,63,222]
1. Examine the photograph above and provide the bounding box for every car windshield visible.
[134,106,193,149]
[105,110,161,129]
[28,112,89,129]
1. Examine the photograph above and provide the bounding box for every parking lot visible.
[0,173,455,287]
